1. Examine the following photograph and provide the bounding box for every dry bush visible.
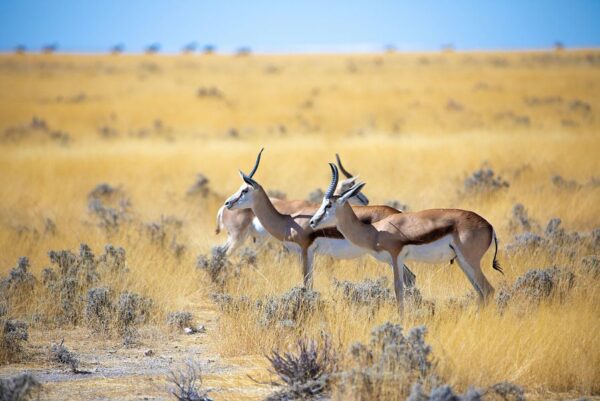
[116,291,153,346]
[186,173,211,197]
[196,247,233,288]
[406,383,482,401]
[213,286,322,329]
[50,339,80,372]
[463,166,509,195]
[0,243,158,346]
[265,336,337,401]
[495,267,575,310]
[167,311,194,330]
[1,51,599,400]
[167,360,212,401]
[333,277,393,308]
[0,319,28,363]
[508,203,539,233]
[580,255,600,278]
[258,287,322,328]
[197,246,257,289]
[87,183,132,231]
[506,218,598,259]
[0,258,36,314]
[84,287,114,333]
[0,373,41,401]
[334,323,435,401]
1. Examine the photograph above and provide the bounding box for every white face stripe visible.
[224,183,254,210]
[309,197,338,229]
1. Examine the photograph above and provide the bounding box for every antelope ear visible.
[339,182,366,204]
[344,175,360,185]
[239,170,259,189]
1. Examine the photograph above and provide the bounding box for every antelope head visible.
[335,154,369,206]
[224,148,264,210]
[310,163,366,229]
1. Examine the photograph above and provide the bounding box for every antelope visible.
[223,149,417,288]
[215,154,368,255]
[309,164,502,314]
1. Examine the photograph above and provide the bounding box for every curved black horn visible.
[325,163,339,199]
[248,148,264,178]
[335,153,353,178]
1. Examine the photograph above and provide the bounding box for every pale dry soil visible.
[0,307,271,401]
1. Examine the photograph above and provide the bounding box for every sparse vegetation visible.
[0,373,41,401]
[168,360,212,401]
[0,319,28,362]
[0,50,598,400]
[265,336,336,401]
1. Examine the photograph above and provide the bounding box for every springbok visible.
[215,154,367,255]
[223,150,417,288]
[309,164,502,314]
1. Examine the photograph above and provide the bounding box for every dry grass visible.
[0,50,599,400]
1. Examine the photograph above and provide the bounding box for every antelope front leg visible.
[391,254,405,317]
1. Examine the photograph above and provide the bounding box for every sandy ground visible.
[0,308,272,401]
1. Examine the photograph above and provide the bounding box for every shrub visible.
[258,287,321,327]
[506,217,596,257]
[87,183,131,231]
[487,381,525,401]
[42,244,133,327]
[168,360,212,401]
[0,257,36,302]
[210,293,252,314]
[97,244,127,274]
[50,339,79,372]
[144,215,184,248]
[117,292,153,345]
[580,255,600,278]
[0,373,41,401]
[385,200,410,212]
[196,247,233,288]
[1,319,28,362]
[463,166,509,194]
[267,189,287,200]
[333,278,431,317]
[508,203,538,232]
[187,173,211,197]
[333,277,392,306]
[496,267,575,309]
[307,188,325,203]
[551,175,580,190]
[45,244,101,325]
[265,336,336,401]
[239,247,258,266]
[335,323,435,400]
[84,287,114,333]
[407,383,482,401]
[167,311,194,330]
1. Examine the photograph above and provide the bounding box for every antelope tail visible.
[215,205,225,234]
[492,230,503,274]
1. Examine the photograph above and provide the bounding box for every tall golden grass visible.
[0,51,599,399]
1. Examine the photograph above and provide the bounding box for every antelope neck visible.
[249,186,289,241]
[335,202,378,250]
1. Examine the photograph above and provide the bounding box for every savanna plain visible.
[0,49,599,401]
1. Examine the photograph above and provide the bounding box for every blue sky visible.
[1,0,599,53]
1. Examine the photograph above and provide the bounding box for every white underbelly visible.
[401,234,455,264]
[251,217,269,239]
[311,238,366,260]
